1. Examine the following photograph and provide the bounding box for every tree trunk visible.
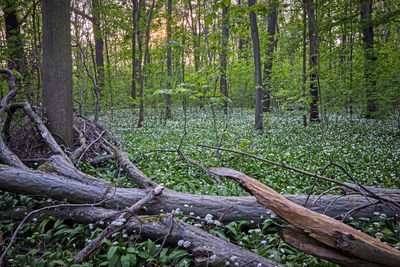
[92,0,105,97]
[360,0,378,118]
[3,0,25,74]
[220,3,229,114]
[165,0,172,119]
[42,0,73,147]
[263,0,277,113]
[249,0,263,130]
[131,0,138,102]
[0,163,398,223]
[306,0,320,123]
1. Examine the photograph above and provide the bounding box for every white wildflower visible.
[183,241,191,248]
[177,239,184,246]
[230,256,237,261]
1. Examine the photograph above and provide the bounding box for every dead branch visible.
[1,206,282,267]
[72,43,100,122]
[103,138,157,188]
[199,144,400,211]
[209,167,400,266]
[74,184,165,263]
[0,69,27,169]
[0,164,398,224]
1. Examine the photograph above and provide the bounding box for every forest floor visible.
[1,108,399,266]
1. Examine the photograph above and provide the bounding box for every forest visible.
[0,0,399,266]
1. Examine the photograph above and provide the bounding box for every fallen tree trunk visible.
[0,206,282,267]
[0,164,398,224]
[210,167,400,267]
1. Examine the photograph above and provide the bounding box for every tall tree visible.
[92,0,105,95]
[220,2,230,114]
[263,0,277,112]
[306,0,319,122]
[360,0,377,118]
[131,0,138,101]
[137,0,156,128]
[42,0,73,146]
[249,0,263,130]
[165,0,172,119]
[3,0,25,73]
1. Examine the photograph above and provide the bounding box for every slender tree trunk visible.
[137,0,156,128]
[220,3,230,114]
[92,0,105,97]
[248,0,263,130]
[131,0,138,102]
[165,0,172,119]
[302,0,307,126]
[263,0,277,113]
[306,0,320,122]
[360,0,377,118]
[42,0,73,147]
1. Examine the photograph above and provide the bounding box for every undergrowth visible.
[1,108,399,266]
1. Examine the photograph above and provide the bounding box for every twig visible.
[72,43,100,122]
[198,144,400,210]
[74,184,164,263]
[341,201,380,222]
[76,130,105,167]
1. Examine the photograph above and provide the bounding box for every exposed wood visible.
[0,164,398,225]
[209,167,400,266]
[280,226,379,267]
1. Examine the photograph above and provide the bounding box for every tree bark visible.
[360,0,378,118]
[248,0,263,130]
[1,206,281,267]
[165,0,172,119]
[42,0,73,147]
[306,0,320,123]
[131,0,138,101]
[263,0,277,113]
[92,0,105,96]
[220,3,230,114]
[3,0,25,74]
[0,164,398,223]
[210,167,400,267]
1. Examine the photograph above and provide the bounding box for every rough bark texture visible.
[1,206,282,267]
[360,0,378,118]
[263,1,277,113]
[165,0,172,119]
[210,167,400,267]
[249,0,263,130]
[220,3,229,114]
[306,0,320,123]
[42,0,73,147]
[0,164,398,224]
[3,0,25,73]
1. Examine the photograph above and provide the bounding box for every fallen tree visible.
[1,68,399,266]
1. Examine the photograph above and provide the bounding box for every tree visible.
[263,0,277,113]
[249,0,263,130]
[165,0,172,119]
[220,1,230,114]
[92,0,105,96]
[2,0,24,74]
[42,0,73,147]
[306,0,319,122]
[360,0,377,118]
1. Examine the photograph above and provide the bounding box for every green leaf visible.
[107,246,118,260]
[168,249,188,260]
[120,255,130,267]
[222,0,231,7]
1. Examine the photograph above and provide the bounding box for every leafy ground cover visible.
[1,108,399,266]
